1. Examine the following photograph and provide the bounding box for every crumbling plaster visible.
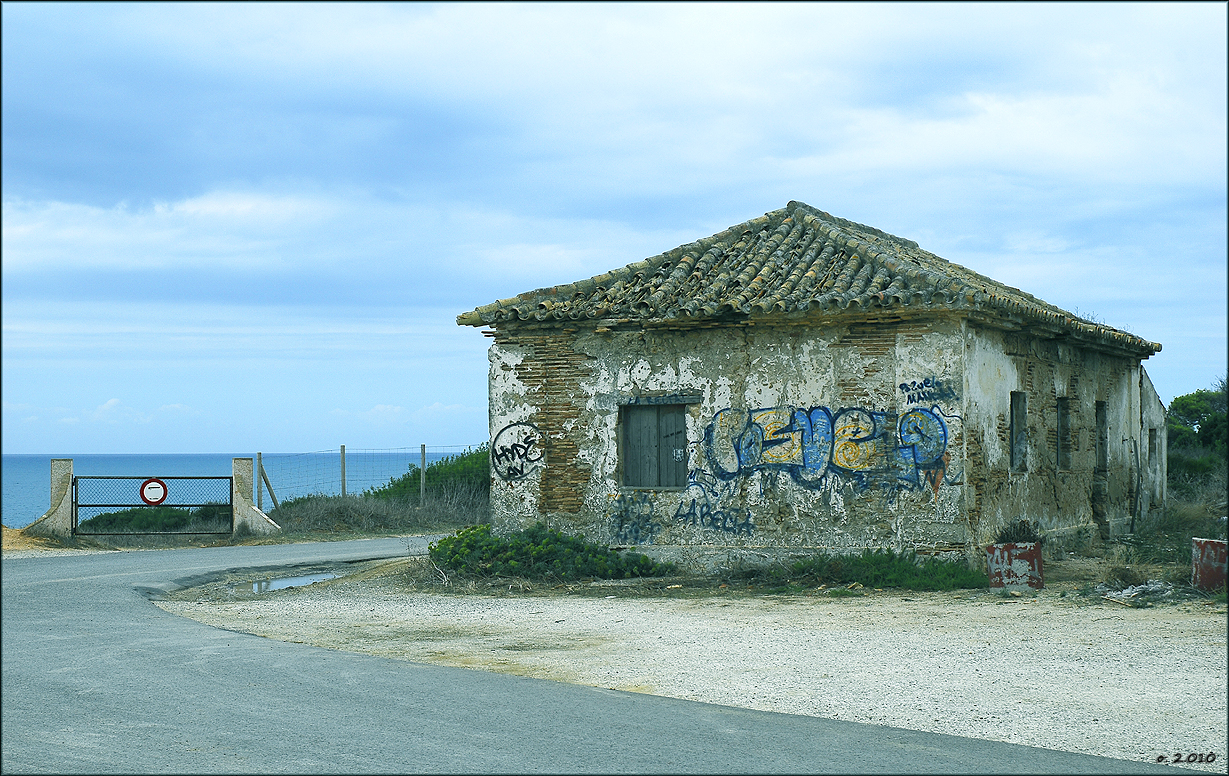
[961,324,1149,549]
[490,317,978,558]
[486,313,1160,567]
[1140,367,1167,516]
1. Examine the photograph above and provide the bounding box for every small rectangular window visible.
[1095,401,1108,472]
[621,405,687,488]
[1010,391,1027,472]
[1056,398,1070,470]
[1148,427,1157,468]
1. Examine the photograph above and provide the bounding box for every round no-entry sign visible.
[140,478,168,506]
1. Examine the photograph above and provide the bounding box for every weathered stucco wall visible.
[962,325,1148,549]
[488,317,1156,565]
[489,317,970,558]
[1139,367,1167,516]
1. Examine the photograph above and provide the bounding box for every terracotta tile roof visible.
[458,201,1159,356]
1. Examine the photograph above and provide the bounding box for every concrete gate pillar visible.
[232,458,281,535]
[24,459,74,539]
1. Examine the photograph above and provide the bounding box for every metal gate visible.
[73,476,233,535]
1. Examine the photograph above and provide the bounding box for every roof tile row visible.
[459,201,1159,356]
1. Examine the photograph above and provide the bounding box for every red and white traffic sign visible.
[139,478,168,506]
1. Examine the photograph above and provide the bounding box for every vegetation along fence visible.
[255,445,490,534]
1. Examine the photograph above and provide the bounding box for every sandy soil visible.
[2,526,51,552]
[157,556,1228,773]
[1,526,120,558]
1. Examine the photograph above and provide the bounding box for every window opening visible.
[1056,397,1071,470]
[1010,391,1027,472]
[621,404,687,488]
[1095,401,1108,473]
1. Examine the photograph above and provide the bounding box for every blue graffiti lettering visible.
[703,404,957,495]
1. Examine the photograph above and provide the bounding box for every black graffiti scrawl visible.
[607,491,661,545]
[491,422,544,481]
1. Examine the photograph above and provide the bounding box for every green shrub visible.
[732,549,987,591]
[1167,378,1227,493]
[1168,382,1227,459]
[1167,448,1224,480]
[269,449,494,536]
[77,504,231,533]
[429,523,675,581]
[365,445,490,503]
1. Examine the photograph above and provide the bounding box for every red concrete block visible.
[1191,538,1227,592]
[986,542,1044,589]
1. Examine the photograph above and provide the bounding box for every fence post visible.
[260,461,280,511]
[420,444,426,501]
[340,444,347,497]
[256,452,263,511]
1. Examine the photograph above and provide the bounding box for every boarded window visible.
[621,405,687,488]
[1056,397,1071,470]
[1010,391,1027,472]
[1095,401,1108,472]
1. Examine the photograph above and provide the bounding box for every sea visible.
[2,449,473,529]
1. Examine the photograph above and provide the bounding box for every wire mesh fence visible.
[74,476,232,535]
[258,445,487,504]
[257,445,490,535]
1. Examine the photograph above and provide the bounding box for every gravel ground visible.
[157,557,1228,773]
[2,547,122,558]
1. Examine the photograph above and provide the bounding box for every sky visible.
[2,2,1226,455]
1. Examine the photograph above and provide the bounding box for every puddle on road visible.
[247,573,339,594]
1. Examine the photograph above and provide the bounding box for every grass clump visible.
[1116,497,1227,568]
[268,492,482,538]
[429,523,675,581]
[992,519,1045,546]
[734,549,988,592]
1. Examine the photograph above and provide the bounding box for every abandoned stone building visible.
[458,201,1166,565]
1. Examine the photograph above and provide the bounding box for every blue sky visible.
[3,2,1226,454]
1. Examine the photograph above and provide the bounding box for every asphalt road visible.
[2,538,1178,774]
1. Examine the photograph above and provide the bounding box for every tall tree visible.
[1168,376,1228,460]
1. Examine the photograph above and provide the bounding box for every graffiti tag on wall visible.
[703,404,958,495]
[606,487,753,544]
[491,422,544,481]
[899,377,958,405]
[674,492,753,536]
[607,491,661,545]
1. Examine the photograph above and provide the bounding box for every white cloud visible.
[89,399,150,425]
[156,191,335,222]
[1,2,1223,452]
[1,193,338,272]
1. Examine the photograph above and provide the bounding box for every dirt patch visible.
[157,555,1227,773]
[2,526,126,558]
[2,526,52,552]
